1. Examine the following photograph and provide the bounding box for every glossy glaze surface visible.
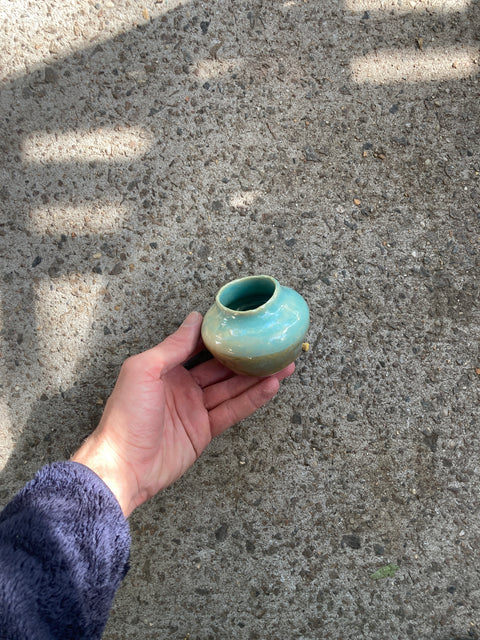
[201,275,309,376]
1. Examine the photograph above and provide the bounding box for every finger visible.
[142,312,203,376]
[190,358,235,388]
[183,347,209,371]
[203,360,296,410]
[209,376,280,438]
[273,361,296,381]
[203,373,264,410]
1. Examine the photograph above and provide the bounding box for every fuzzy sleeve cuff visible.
[0,461,131,639]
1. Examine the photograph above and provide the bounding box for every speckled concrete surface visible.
[1,1,479,638]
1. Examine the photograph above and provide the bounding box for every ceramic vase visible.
[201,275,309,377]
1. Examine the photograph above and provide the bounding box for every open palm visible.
[73,312,294,516]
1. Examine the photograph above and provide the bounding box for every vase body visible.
[201,275,309,377]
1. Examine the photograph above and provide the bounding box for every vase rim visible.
[215,275,280,315]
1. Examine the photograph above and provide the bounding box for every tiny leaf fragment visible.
[370,563,399,580]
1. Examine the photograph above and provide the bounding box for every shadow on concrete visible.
[0,0,479,637]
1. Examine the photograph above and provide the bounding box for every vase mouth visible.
[216,275,279,314]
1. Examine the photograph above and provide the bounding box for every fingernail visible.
[182,311,201,327]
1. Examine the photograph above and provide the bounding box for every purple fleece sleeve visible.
[0,461,130,639]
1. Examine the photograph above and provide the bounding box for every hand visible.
[72,312,294,516]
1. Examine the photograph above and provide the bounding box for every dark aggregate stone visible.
[109,263,123,275]
[341,535,361,550]
[245,540,255,554]
[44,67,58,84]
[303,145,321,162]
[215,524,229,542]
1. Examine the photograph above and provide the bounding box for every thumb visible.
[146,312,203,376]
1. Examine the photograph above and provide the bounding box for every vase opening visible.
[218,276,276,312]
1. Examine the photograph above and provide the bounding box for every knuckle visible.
[121,353,142,375]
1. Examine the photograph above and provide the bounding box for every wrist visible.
[72,433,138,517]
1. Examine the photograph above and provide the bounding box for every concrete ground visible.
[1,0,479,638]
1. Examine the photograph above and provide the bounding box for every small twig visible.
[266,122,277,139]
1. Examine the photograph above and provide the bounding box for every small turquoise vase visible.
[201,275,309,377]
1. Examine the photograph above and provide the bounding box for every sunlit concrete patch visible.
[230,190,263,210]
[28,202,130,235]
[34,274,103,390]
[351,46,478,84]
[22,127,154,163]
[194,58,244,80]
[0,0,187,83]
[344,0,471,12]
[0,400,13,471]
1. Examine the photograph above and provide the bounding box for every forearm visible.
[72,431,139,517]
